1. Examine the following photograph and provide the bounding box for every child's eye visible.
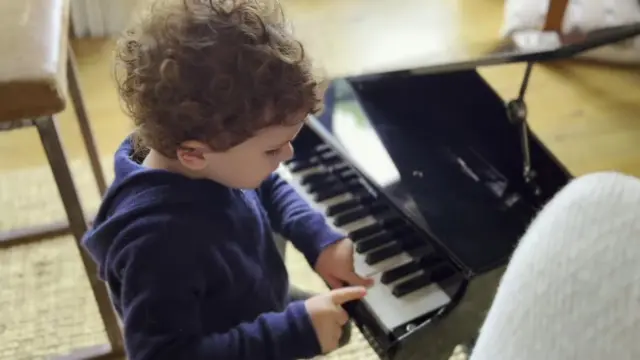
[265,149,281,156]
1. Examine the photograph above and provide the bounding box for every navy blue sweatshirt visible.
[82,136,346,360]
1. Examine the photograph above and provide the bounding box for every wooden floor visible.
[1,1,640,179]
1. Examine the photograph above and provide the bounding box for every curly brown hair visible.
[115,0,322,158]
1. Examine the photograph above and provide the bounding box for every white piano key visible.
[279,164,412,277]
[334,214,375,234]
[317,193,355,213]
[362,271,451,332]
[280,159,452,334]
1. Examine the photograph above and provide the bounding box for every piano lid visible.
[283,0,640,79]
[307,104,532,275]
[307,70,570,275]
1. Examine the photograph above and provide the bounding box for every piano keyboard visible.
[278,143,456,333]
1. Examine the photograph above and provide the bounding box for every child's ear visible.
[177,140,209,171]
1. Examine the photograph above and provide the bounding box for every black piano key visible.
[388,225,413,238]
[392,265,456,298]
[314,143,333,154]
[317,147,335,156]
[368,200,390,215]
[392,274,432,298]
[331,198,390,229]
[402,234,427,251]
[380,253,444,285]
[349,222,383,240]
[312,179,364,202]
[416,252,445,267]
[326,198,361,216]
[333,207,369,227]
[300,171,329,186]
[349,216,403,240]
[337,169,358,182]
[325,158,343,167]
[382,216,404,228]
[365,242,403,265]
[355,231,393,253]
[380,262,421,284]
[307,177,339,194]
[288,159,318,173]
[320,152,341,164]
[355,224,409,253]
[315,189,344,202]
[424,264,456,284]
[325,194,377,217]
[347,212,403,239]
[329,163,350,173]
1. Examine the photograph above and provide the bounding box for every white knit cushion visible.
[502,0,640,64]
[470,171,640,360]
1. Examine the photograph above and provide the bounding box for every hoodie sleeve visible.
[114,230,321,360]
[259,172,346,267]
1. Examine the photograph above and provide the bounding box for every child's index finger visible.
[329,286,367,305]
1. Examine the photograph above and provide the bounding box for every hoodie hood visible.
[81,135,230,280]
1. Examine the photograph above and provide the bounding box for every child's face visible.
[177,116,305,189]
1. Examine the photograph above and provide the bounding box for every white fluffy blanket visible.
[502,0,640,63]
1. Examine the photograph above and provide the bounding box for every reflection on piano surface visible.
[277,69,572,359]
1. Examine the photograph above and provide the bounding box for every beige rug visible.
[0,155,380,359]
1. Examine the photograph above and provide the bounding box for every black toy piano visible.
[279,18,640,360]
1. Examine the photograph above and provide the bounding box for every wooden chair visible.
[0,1,123,358]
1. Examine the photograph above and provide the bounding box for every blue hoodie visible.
[82,136,345,360]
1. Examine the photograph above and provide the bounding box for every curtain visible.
[71,0,140,37]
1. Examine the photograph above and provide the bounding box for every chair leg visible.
[34,116,124,356]
[67,46,108,197]
[543,0,570,32]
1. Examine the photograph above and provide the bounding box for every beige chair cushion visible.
[0,0,70,123]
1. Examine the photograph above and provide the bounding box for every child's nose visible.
[280,143,294,162]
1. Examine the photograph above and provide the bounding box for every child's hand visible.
[305,286,367,353]
[315,238,374,289]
